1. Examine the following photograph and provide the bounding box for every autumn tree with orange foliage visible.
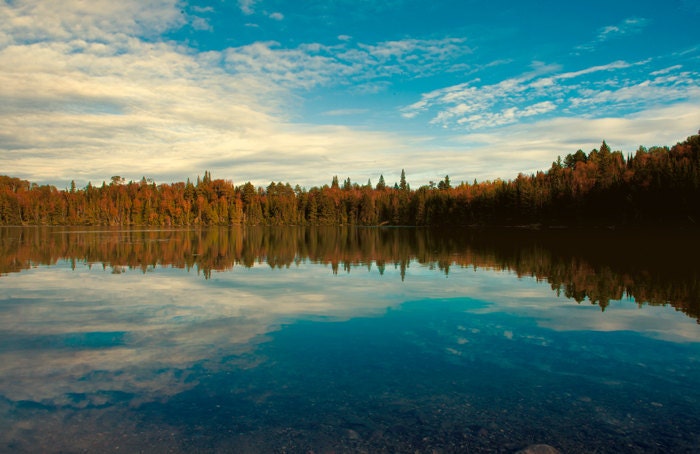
[1,133,699,227]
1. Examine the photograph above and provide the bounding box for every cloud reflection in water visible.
[2,254,698,408]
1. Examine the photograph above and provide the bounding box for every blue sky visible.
[1,0,699,188]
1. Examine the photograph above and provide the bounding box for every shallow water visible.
[1,226,699,453]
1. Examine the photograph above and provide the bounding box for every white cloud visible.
[650,65,683,76]
[238,0,258,15]
[520,101,557,117]
[269,11,284,21]
[215,37,471,93]
[222,41,352,90]
[576,17,650,53]
[191,6,215,14]
[566,70,700,114]
[0,1,436,188]
[1,0,184,43]
[190,15,213,31]
[443,102,700,182]
[402,59,700,132]
[554,60,636,79]
[598,17,649,40]
[404,68,563,129]
[351,37,471,78]
[322,108,370,116]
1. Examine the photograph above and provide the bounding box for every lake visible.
[1,226,699,453]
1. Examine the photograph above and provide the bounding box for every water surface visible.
[1,227,699,453]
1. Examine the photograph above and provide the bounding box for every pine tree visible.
[376,175,386,191]
[399,169,408,191]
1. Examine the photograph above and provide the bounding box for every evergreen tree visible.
[376,175,386,191]
[399,169,408,191]
[438,175,451,190]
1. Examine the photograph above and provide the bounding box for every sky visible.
[1,0,699,189]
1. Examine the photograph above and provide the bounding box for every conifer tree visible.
[376,175,386,190]
[399,169,408,191]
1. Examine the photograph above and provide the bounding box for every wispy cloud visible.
[343,37,472,79]
[575,17,650,53]
[0,1,430,187]
[356,38,469,66]
[191,6,215,14]
[218,37,472,92]
[401,59,700,130]
[238,0,258,15]
[322,108,370,116]
[2,0,184,43]
[236,0,283,21]
[598,17,648,40]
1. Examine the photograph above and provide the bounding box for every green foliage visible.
[376,174,386,191]
[399,169,408,191]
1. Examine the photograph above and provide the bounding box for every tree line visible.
[1,133,699,227]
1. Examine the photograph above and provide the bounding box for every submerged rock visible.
[516,444,561,454]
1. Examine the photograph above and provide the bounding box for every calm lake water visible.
[1,226,699,453]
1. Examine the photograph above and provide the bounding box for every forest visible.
[1,132,699,227]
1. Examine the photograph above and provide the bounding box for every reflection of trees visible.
[1,226,698,322]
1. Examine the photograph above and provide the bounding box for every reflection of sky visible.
[1,259,698,407]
